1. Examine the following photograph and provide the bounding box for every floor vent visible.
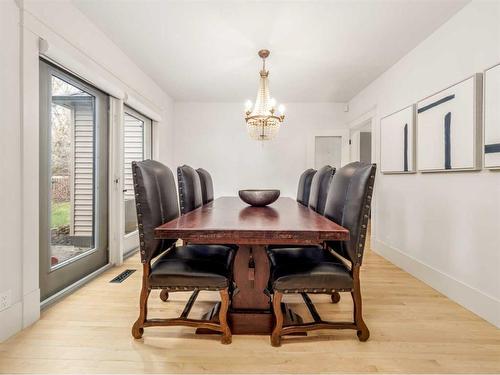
[110,269,136,283]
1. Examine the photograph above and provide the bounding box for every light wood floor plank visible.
[0,241,499,374]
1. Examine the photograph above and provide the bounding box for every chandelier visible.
[244,49,285,141]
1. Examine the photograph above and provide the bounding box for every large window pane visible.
[50,76,95,268]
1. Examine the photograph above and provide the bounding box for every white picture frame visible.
[380,105,416,174]
[417,74,482,172]
[483,63,500,169]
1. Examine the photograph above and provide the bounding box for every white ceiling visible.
[73,0,468,102]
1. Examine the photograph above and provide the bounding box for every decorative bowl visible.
[238,189,280,207]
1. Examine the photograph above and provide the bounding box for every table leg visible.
[229,245,272,334]
[197,244,304,335]
[232,245,271,309]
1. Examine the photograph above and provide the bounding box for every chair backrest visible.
[177,164,203,214]
[296,168,317,206]
[196,168,214,205]
[308,165,335,214]
[132,160,179,264]
[323,162,376,265]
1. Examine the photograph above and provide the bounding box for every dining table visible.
[154,196,349,335]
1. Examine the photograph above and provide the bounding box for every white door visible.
[122,106,152,256]
[314,136,343,169]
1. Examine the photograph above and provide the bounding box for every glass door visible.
[123,106,152,256]
[39,59,109,301]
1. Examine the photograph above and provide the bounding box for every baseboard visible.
[0,301,23,342]
[373,239,500,328]
[22,288,40,329]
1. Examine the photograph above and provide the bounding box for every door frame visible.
[122,105,153,256]
[347,108,377,249]
[349,119,373,163]
[39,59,109,302]
[108,101,158,266]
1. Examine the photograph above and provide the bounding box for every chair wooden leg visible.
[331,292,341,303]
[352,266,369,341]
[159,289,169,302]
[271,291,284,347]
[218,288,232,344]
[132,265,151,339]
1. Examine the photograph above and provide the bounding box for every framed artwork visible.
[417,74,482,172]
[380,105,416,173]
[484,63,500,169]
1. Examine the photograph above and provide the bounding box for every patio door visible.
[122,106,152,256]
[39,60,109,301]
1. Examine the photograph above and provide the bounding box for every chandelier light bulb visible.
[245,100,253,111]
[278,104,285,114]
[269,98,277,109]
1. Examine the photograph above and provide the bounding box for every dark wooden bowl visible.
[238,189,280,207]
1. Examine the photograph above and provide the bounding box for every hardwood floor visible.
[1,243,499,373]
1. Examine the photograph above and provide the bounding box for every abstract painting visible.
[484,63,500,169]
[380,105,415,173]
[417,74,482,172]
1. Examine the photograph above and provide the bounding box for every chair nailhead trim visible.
[277,288,351,293]
[152,285,227,291]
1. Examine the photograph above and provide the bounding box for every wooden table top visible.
[155,197,349,245]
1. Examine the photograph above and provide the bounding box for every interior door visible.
[39,59,109,301]
[314,136,343,169]
[122,106,152,256]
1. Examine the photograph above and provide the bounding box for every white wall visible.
[0,0,174,342]
[347,0,500,327]
[0,0,23,340]
[173,103,348,198]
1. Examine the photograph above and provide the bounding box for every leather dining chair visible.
[268,162,376,346]
[178,165,238,253]
[296,168,317,206]
[267,167,329,253]
[196,168,214,205]
[308,165,335,215]
[131,160,233,344]
[177,165,204,215]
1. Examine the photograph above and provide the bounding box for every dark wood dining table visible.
[155,196,349,335]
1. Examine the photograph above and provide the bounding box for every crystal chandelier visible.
[244,49,285,141]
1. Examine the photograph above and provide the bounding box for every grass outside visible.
[51,201,70,228]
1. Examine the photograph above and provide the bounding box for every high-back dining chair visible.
[177,165,203,214]
[196,168,214,205]
[269,162,376,346]
[178,165,238,251]
[296,168,317,206]
[131,160,233,344]
[267,167,327,252]
[308,165,335,214]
